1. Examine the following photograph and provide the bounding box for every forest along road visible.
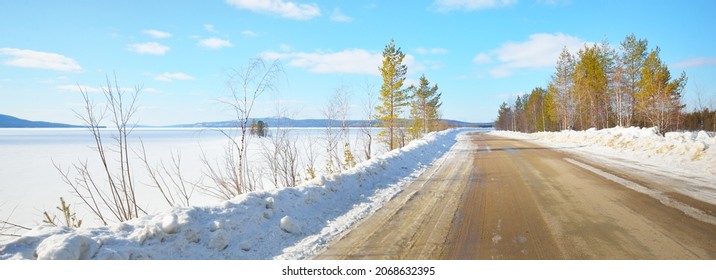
[314,132,716,259]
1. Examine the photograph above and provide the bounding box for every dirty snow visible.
[0,129,467,260]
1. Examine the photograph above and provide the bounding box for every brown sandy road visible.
[314,132,477,259]
[315,132,716,260]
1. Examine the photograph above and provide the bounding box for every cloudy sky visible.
[1,0,715,125]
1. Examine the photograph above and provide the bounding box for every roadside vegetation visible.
[0,39,446,233]
[493,34,715,135]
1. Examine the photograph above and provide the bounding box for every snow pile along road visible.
[490,127,716,175]
[0,129,465,260]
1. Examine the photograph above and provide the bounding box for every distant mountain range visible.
[0,114,493,129]
[0,114,82,128]
[172,117,493,128]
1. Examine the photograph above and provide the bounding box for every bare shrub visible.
[262,128,300,188]
[138,142,196,207]
[1,205,30,238]
[54,76,145,225]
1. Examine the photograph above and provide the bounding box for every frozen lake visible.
[0,127,384,235]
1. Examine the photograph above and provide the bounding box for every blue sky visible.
[1,0,715,125]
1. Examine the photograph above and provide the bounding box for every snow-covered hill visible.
[0,129,466,260]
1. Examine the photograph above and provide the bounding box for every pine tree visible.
[637,47,687,134]
[573,44,608,129]
[549,47,576,130]
[494,102,511,130]
[409,74,442,137]
[256,120,268,137]
[598,39,617,128]
[375,38,409,150]
[42,197,82,228]
[542,88,558,131]
[250,119,257,136]
[343,142,356,169]
[619,34,648,126]
[525,87,549,132]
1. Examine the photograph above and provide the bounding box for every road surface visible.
[314,132,716,259]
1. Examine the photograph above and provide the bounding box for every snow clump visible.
[279,216,301,234]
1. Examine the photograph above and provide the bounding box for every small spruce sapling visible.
[42,197,83,228]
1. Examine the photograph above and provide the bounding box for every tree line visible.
[494,34,706,135]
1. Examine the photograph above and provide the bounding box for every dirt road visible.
[315,132,716,259]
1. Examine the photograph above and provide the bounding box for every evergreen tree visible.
[256,120,268,137]
[573,44,608,129]
[375,38,409,150]
[637,47,687,134]
[542,88,558,131]
[525,87,550,132]
[495,102,512,130]
[514,95,525,131]
[549,47,576,130]
[250,119,257,136]
[619,34,648,126]
[599,38,617,128]
[408,74,442,138]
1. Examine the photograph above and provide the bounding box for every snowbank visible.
[0,129,466,260]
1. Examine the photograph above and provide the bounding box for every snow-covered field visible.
[490,127,716,204]
[0,127,385,235]
[0,128,467,259]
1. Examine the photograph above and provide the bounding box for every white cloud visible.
[127,42,170,55]
[672,57,716,69]
[204,24,218,33]
[0,48,82,72]
[56,84,137,94]
[330,8,352,22]
[143,87,163,94]
[488,68,512,78]
[415,47,448,55]
[154,72,195,82]
[56,84,101,93]
[261,49,419,75]
[279,43,292,52]
[477,33,587,78]
[473,53,491,63]
[423,59,445,70]
[198,38,233,49]
[226,0,321,20]
[241,30,258,37]
[143,29,172,39]
[432,0,517,12]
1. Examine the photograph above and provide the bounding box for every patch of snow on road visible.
[0,129,467,260]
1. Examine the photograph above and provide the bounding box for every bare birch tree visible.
[200,58,282,199]
[360,80,377,161]
[322,89,344,173]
